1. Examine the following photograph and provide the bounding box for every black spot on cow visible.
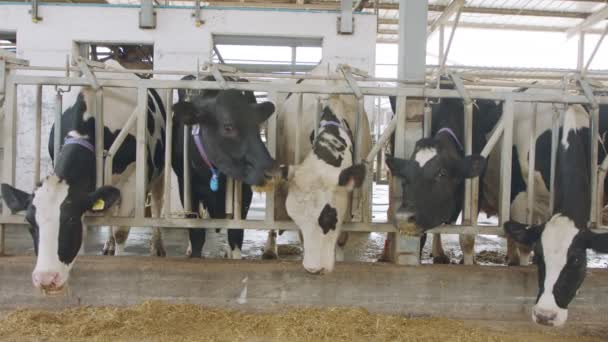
[147,108,156,136]
[318,204,338,234]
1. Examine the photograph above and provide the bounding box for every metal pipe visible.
[183,126,192,213]
[423,104,432,138]
[225,177,234,218]
[589,105,600,228]
[480,118,504,158]
[499,97,514,225]
[440,7,462,74]
[314,97,321,139]
[33,85,42,184]
[549,109,562,213]
[583,23,608,75]
[438,25,445,76]
[527,104,538,224]
[95,90,104,188]
[135,87,149,219]
[597,155,608,226]
[365,115,397,164]
[54,92,63,164]
[463,101,473,226]
[294,93,303,163]
[104,107,139,186]
[163,90,173,219]
[265,91,281,223]
[578,32,585,72]
[234,180,243,220]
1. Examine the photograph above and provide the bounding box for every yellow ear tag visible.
[92,199,105,211]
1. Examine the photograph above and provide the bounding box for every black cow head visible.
[386,137,485,230]
[1,179,119,294]
[505,219,608,327]
[174,77,276,186]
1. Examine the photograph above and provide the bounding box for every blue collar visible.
[436,127,464,152]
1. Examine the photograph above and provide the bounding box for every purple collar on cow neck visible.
[320,120,342,129]
[63,137,95,154]
[191,124,220,192]
[436,127,464,152]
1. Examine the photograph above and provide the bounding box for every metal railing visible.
[0,58,607,264]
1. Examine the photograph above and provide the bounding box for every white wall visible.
[0,4,376,190]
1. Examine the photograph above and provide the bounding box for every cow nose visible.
[533,309,557,326]
[32,271,60,289]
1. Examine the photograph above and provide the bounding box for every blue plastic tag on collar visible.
[210,172,219,192]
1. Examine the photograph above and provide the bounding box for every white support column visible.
[339,0,354,34]
[95,90,104,188]
[33,85,42,184]
[527,105,537,225]
[499,96,514,226]
[265,91,281,223]
[578,33,585,72]
[163,90,173,219]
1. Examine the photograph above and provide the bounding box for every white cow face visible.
[505,216,608,327]
[1,177,119,294]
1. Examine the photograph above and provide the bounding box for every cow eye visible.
[436,168,447,179]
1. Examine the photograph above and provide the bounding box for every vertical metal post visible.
[527,105,537,224]
[589,105,600,228]
[95,90,104,188]
[290,46,297,75]
[397,0,427,82]
[225,178,234,218]
[314,97,321,140]
[54,92,63,164]
[163,90,173,218]
[339,0,353,34]
[423,104,432,138]
[499,96,514,226]
[438,25,445,75]
[549,109,562,214]
[265,91,281,223]
[234,180,243,220]
[135,87,148,218]
[583,24,608,75]
[463,101,474,226]
[183,126,192,213]
[577,33,585,72]
[294,93,303,164]
[33,85,42,184]
[440,9,462,75]
[1,79,16,255]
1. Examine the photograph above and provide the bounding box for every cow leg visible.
[188,228,206,258]
[149,177,166,257]
[102,231,116,256]
[262,230,278,260]
[506,237,520,266]
[459,234,476,265]
[113,226,130,255]
[226,183,252,260]
[518,244,532,266]
[431,234,450,264]
[335,231,348,262]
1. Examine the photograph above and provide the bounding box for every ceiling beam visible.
[566,5,608,38]
[378,22,607,36]
[427,0,465,38]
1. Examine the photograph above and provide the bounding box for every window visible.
[0,31,16,54]
[212,35,323,74]
[75,42,154,74]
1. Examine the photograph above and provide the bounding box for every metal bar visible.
[95,90,104,188]
[339,0,353,34]
[427,0,465,39]
[225,177,234,218]
[566,4,608,39]
[163,90,173,219]
[0,59,5,95]
[423,104,432,138]
[265,91,281,223]
[527,105,538,224]
[31,0,42,22]
[193,0,203,26]
[183,126,192,213]
[33,85,42,184]
[499,96,514,225]
[480,117,504,158]
[438,25,445,75]
[294,93,303,164]
[365,115,397,164]
[2,80,16,218]
[135,87,148,218]
[234,180,243,220]
[578,33,585,72]
[54,92,62,165]
[77,59,100,91]
[440,7,462,75]
[104,107,139,185]
[598,156,608,225]
[583,23,608,75]
[549,108,562,213]
[210,65,227,89]
[590,105,600,228]
[314,97,321,138]
[464,100,474,226]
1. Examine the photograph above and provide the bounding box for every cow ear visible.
[1,184,31,213]
[251,101,275,124]
[586,231,608,254]
[504,221,543,247]
[86,186,121,212]
[457,154,486,178]
[385,155,417,180]
[338,164,366,189]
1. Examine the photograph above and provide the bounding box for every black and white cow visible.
[269,63,372,273]
[1,60,167,293]
[504,104,608,327]
[172,75,276,259]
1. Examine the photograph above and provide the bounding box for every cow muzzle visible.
[532,306,567,327]
[394,210,422,235]
[32,271,66,296]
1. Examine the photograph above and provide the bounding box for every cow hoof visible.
[102,248,115,256]
[262,250,278,260]
[151,247,166,257]
[432,255,451,264]
[506,257,520,266]
[459,258,476,265]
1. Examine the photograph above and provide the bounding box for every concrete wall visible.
[0,3,376,190]
[1,256,608,325]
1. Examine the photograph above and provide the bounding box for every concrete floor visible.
[3,183,607,267]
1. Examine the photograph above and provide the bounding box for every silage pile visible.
[0,301,600,342]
